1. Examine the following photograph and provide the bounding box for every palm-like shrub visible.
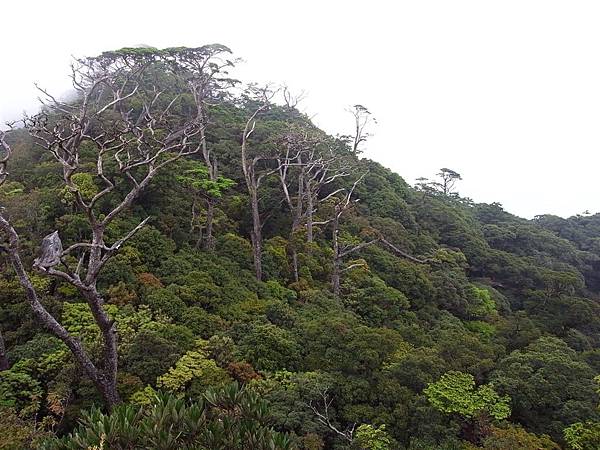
[42,383,295,450]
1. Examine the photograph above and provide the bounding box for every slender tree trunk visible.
[241,98,270,281]
[200,120,217,251]
[250,189,263,281]
[190,197,203,249]
[289,211,302,283]
[306,192,314,243]
[289,214,301,283]
[203,199,215,251]
[291,249,299,282]
[332,257,341,296]
[332,216,341,296]
[0,329,8,371]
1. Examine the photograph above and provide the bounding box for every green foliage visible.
[59,173,98,205]
[2,44,600,449]
[239,323,301,371]
[482,425,560,450]
[354,424,395,450]
[42,384,294,450]
[0,407,51,450]
[0,369,43,417]
[563,421,600,450]
[156,340,230,394]
[424,371,510,420]
[176,161,235,198]
[492,336,598,438]
[467,286,496,318]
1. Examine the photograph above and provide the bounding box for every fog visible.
[2,0,599,218]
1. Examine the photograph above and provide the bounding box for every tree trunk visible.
[0,216,120,409]
[289,213,302,283]
[95,374,120,410]
[203,199,215,251]
[191,198,203,249]
[306,193,314,243]
[332,257,341,296]
[250,189,262,281]
[0,329,8,371]
[291,248,299,283]
[80,286,121,409]
[331,216,341,296]
[200,121,217,251]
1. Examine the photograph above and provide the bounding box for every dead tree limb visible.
[308,389,356,443]
[0,47,217,409]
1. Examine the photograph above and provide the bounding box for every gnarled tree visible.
[313,173,378,295]
[0,47,222,408]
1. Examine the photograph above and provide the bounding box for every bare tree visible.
[240,86,282,281]
[276,128,329,280]
[303,144,353,244]
[0,128,9,185]
[312,170,433,295]
[308,388,356,443]
[0,48,212,408]
[311,172,374,295]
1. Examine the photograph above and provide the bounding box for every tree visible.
[417,168,462,197]
[176,161,235,248]
[492,337,598,439]
[312,172,378,295]
[276,130,352,280]
[563,421,600,450]
[308,386,356,443]
[280,136,354,247]
[424,371,511,443]
[240,85,293,281]
[343,105,374,154]
[170,45,237,249]
[433,168,462,196]
[482,425,560,450]
[0,330,7,371]
[563,375,600,450]
[354,424,395,450]
[0,130,10,372]
[0,47,216,409]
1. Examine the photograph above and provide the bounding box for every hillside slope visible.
[0,47,598,450]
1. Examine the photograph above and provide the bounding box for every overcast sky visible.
[2,1,599,218]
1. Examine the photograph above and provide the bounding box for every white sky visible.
[2,0,599,219]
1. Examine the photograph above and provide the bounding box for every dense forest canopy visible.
[0,45,599,450]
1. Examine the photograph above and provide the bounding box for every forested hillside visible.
[0,46,599,450]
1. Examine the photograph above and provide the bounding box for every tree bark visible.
[306,190,314,243]
[200,122,217,251]
[0,329,8,371]
[240,97,270,281]
[204,199,215,251]
[80,286,120,407]
[250,188,263,281]
[332,216,341,296]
